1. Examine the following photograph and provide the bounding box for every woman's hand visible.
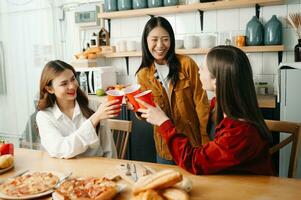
[90,100,121,127]
[96,100,121,120]
[136,99,169,126]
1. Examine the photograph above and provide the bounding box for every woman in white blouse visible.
[36,60,119,159]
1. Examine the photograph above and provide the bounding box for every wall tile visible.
[110,19,121,39]
[120,18,139,37]
[203,10,217,32]
[283,28,298,51]
[247,53,263,75]
[239,7,255,31]
[129,57,141,75]
[286,51,295,62]
[217,9,239,31]
[138,16,150,37]
[175,12,195,34]
[262,53,278,75]
[262,5,287,25]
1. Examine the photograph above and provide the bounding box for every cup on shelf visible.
[235,35,246,47]
[117,40,127,52]
[134,90,156,109]
[124,84,141,112]
[127,41,137,51]
[184,35,198,49]
[175,39,184,49]
[200,34,216,49]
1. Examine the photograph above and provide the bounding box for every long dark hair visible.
[38,60,94,120]
[136,16,180,86]
[206,45,272,142]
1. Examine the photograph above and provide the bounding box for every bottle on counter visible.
[79,72,88,94]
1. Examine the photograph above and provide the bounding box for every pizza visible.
[54,177,118,200]
[0,172,59,197]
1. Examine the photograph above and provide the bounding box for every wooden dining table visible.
[1,148,301,200]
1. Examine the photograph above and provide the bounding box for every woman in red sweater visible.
[136,45,275,175]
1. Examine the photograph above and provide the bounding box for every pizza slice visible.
[54,177,118,200]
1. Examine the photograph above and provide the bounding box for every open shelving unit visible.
[98,0,284,19]
[96,45,284,58]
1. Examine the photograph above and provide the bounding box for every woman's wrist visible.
[89,113,100,128]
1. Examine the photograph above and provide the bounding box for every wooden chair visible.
[265,119,301,178]
[107,119,132,159]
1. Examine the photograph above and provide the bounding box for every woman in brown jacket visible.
[136,16,210,164]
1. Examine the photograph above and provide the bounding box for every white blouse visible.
[36,101,117,159]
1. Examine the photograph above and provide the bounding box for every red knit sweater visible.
[158,117,275,175]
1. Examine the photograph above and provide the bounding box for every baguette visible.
[131,189,164,200]
[133,169,182,195]
[160,188,190,200]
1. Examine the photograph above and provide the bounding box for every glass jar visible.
[164,0,178,6]
[132,0,147,9]
[148,0,163,8]
[118,0,132,11]
[295,39,301,62]
[104,0,117,12]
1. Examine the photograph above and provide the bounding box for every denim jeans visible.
[156,154,175,165]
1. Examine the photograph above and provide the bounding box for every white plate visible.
[52,182,127,200]
[0,171,66,200]
[0,164,14,175]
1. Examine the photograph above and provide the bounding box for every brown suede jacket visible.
[136,54,210,160]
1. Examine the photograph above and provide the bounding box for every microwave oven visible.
[75,66,116,94]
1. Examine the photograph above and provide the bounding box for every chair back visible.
[107,119,132,159]
[265,119,301,178]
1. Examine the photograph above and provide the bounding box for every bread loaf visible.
[133,169,182,195]
[131,189,164,200]
[0,154,13,169]
[160,188,189,200]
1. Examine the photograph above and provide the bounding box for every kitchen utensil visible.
[54,172,73,189]
[0,169,29,184]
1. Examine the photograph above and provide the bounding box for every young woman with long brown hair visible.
[136,16,210,165]
[36,60,119,159]
[137,46,275,175]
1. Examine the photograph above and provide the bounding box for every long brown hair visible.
[206,45,272,142]
[38,60,94,120]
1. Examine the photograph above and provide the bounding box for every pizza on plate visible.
[0,172,60,197]
[54,177,118,200]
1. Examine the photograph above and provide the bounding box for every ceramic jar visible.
[184,35,198,49]
[118,0,132,11]
[246,16,264,46]
[148,0,163,7]
[264,15,282,45]
[295,39,301,62]
[164,0,178,6]
[104,0,117,12]
[132,0,147,9]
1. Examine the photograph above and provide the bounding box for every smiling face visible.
[199,56,216,92]
[46,69,78,104]
[147,26,171,65]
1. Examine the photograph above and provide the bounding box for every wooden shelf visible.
[96,45,284,58]
[98,0,284,19]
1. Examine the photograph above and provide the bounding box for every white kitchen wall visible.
[104,0,301,90]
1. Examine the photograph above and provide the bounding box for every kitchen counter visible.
[88,94,277,109]
[1,148,301,200]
